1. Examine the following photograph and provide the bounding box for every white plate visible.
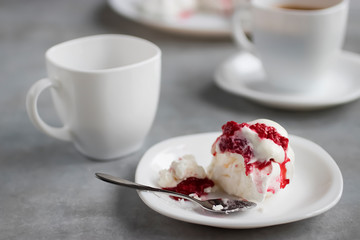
[108,0,249,37]
[135,132,343,229]
[214,51,360,110]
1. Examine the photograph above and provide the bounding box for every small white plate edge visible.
[135,133,343,228]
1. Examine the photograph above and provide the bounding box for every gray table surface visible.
[1,0,360,239]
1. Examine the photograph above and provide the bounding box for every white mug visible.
[233,0,348,92]
[26,35,161,160]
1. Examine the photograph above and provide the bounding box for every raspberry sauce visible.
[163,177,214,200]
[215,121,291,189]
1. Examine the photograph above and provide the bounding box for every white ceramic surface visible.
[233,0,348,92]
[135,132,343,229]
[214,51,360,110]
[108,0,249,37]
[26,34,161,160]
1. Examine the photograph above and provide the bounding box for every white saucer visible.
[135,132,343,229]
[214,51,360,110]
[108,0,250,37]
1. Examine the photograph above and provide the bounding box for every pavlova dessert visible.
[208,119,294,202]
[139,0,250,20]
[158,119,294,204]
[158,154,214,199]
[139,0,198,20]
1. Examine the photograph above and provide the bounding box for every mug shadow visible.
[0,138,142,170]
[1,141,84,168]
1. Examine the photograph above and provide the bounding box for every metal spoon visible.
[95,173,256,214]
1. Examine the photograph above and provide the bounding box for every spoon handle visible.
[95,173,198,202]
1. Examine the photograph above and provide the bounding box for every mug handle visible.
[26,78,72,141]
[232,9,256,55]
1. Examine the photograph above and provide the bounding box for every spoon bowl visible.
[95,173,256,214]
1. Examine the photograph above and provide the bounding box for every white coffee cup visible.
[26,35,161,160]
[233,0,348,92]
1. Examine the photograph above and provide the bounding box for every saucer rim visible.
[214,50,360,110]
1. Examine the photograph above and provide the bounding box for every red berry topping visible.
[163,177,214,201]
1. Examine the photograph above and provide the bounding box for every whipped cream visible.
[139,0,197,20]
[139,0,249,20]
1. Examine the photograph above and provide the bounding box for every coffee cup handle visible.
[26,78,72,141]
[232,9,256,55]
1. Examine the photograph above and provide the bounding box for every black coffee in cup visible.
[277,5,327,11]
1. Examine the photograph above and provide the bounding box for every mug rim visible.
[45,34,161,74]
[252,0,348,15]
